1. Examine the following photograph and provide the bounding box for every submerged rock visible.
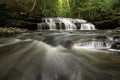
[62,40,73,49]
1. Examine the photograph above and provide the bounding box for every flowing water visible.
[0,30,120,80]
[37,18,95,30]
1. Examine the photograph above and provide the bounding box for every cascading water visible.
[81,23,96,30]
[0,39,117,80]
[0,30,120,80]
[74,41,111,49]
[37,18,96,31]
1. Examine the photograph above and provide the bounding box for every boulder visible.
[63,40,73,49]
[111,42,120,50]
[113,36,120,41]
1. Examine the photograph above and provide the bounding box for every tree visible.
[29,0,37,12]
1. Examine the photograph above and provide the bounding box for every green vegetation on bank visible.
[0,0,119,27]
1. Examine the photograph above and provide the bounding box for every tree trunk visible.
[29,0,37,12]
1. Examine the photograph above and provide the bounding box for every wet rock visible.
[0,27,28,37]
[96,36,107,40]
[106,30,113,34]
[114,27,120,33]
[113,36,120,41]
[63,40,73,49]
[111,42,120,50]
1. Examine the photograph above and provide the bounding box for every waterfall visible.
[61,19,77,30]
[74,41,111,49]
[75,19,86,23]
[80,23,96,30]
[46,22,56,30]
[37,18,96,30]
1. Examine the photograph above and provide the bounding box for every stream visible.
[0,30,120,80]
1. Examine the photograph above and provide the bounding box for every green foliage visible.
[0,0,119,26]
[76,0,119,20]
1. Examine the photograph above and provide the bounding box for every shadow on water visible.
[0,30,120,80]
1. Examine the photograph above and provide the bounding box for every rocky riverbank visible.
[0,27,28,37]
